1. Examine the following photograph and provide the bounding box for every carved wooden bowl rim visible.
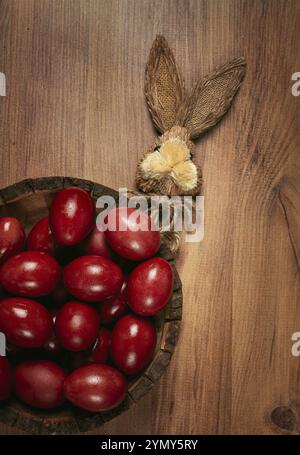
[0,177,182,434]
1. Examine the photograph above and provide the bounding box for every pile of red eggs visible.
[0,187,173,413]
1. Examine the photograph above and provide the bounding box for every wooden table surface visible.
[0,0,300,435]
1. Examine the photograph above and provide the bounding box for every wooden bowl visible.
[0,177,182,434]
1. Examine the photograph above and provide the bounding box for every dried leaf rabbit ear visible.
[145,35,185,133]
[181,57,246,140]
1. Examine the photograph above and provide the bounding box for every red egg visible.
[0,251,61,297]
[27,216,57,255]
[55,301,99,352]
[111,314,157,375]
[49,187,94,246]
[100,280,128,326]
[88,328,111,364]
[128,257,173,316]
[0,217,25,264]
[0,357,13,400]
[15,360,65,409]
[0,297,52,348]
[63,255,123,302]
[104,207,160,261]
[83,226,111,258]
[64,364,127,412]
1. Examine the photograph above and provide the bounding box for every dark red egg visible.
[15,360,65,409]
[0,251,61,297]
[63,255,123,302]
[100,280,128,326]
[0,217,25,264]
[64,364,127,412]
[0,297,52,348]
[88,328,111,364]
[55,301,99,352]
[128,257,173,316]
[83,226,111,258]
[49,187,94,246]
[27,216,57,255]
[0,357,13,400]
[111,314,157,375]
[104,207,160,261]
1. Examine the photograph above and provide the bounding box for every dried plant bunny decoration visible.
[136,36,246,196]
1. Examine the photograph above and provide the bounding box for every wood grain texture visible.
[0,0,299,435]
